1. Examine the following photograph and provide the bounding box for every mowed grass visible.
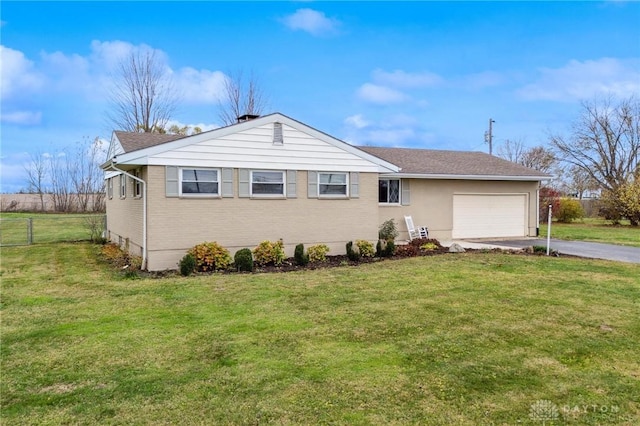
[0,212,104,245]
[1,243,639,425]
[540,218,640,248]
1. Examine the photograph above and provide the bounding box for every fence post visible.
[27,218,33,245]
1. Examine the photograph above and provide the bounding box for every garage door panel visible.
[453,194,527,239]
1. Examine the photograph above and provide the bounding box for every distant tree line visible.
[21,137,106,213]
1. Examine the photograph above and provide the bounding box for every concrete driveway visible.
[477,238,640,264]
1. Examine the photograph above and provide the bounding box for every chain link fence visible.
[0,215,106,247]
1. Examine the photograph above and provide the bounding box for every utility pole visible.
[484,118,495,155]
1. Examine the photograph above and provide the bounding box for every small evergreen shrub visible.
[179,253,196,276]
[234,248,254,272]
[378,219,399,241]
[189,242,233,272]
[346,241,361,261]
[556,198,585,223]
[356,240,375,258]
[253,239,286,266]
[384,240,396,257]
[308,244,330,262]
[294,243,309,266]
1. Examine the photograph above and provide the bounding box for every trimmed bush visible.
[308,244,330,262]
[189,242,233,272]
[556,198,585,223]
[384,240,396,257]
[356,240,375,258]
[346,241,361,261]
[378,219,399,241]
[294,243,309,266]
[253,239,286,266]
[376,239,396,257]
[179,253,196,276]
[234,248,254,272]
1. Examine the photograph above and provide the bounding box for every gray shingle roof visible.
[357,146,550,178]
[115,131,186,153]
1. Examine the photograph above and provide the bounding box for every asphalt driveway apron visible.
[480,239,640,264]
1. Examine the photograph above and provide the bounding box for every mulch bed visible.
[137,239,560,279]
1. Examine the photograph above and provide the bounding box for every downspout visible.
[107,161,148,270]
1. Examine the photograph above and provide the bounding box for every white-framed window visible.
[180,168,219,196]
[251,170,285,197]
[119,174,126,199]
[379,179,400,204]
[133,169,143,198]
[318,172,348,197]
[107,178,113,199]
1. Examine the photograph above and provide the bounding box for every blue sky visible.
[1,1,639,192]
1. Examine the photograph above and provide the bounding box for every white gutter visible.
[379,173,551,181]
[106,161,148,270]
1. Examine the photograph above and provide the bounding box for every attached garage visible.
[452,194,528,239]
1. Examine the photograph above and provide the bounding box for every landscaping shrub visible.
[100,243,141,269]
[307,244,330,262]
[253,239,285,266]
[346,241,361,261]
[377,239,396,257]
[356,240,375,258]
[179,253,196,276]
[420,242,439,251]
[189,242,233,272]
[234,248,254,272]
[556,198,585,223]
[294,243,309,266]
[378,218,399,240]
[384,239,396,257]
[409,238,440,248]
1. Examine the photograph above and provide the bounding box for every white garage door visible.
[452,194,527,239]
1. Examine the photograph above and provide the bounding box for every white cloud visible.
[174,68,227,104]
[357,83,408,104]
[343,113,433,147]
[372,69,443,88]
[0,45,45,99]
[281,8,340,36]
[517,58,640,101]
[165,119,219,134]
[344,114,370,129]
[1,111,42,125]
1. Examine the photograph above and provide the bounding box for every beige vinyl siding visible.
[148,123,381,173]
[145,166,379,271]
[378,179,539,241]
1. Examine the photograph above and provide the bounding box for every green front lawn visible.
[2,243,639,424]
[540,218,640,247]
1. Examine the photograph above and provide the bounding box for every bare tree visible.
[496,139,527,164]
[520,146,557,175]
[69,137,106,212]
[24,151,47,211]
[218,70,269,126]
[48,152,74,212]
[550,95,639,193]
[566,165,600,199]
[108,50,179,132]
[497,140,557,174]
